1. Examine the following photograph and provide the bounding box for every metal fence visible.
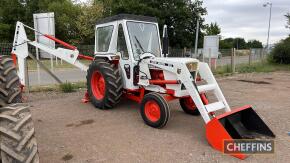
[0,43,266,64]
[0,43,13,55]
[0,43,94,57]
[0,43,268,86]
[168,47,267,68]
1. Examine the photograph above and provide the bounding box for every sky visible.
[78,0,289,44]
[203,0,290,44]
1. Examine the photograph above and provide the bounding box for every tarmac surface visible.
[26,72,290,163]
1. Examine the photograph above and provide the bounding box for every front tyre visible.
[87,59,123,109]
[140,93,170,128]
[179,97,200,116]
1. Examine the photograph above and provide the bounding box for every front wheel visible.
[140,93,170,128]
[179,97,200,116]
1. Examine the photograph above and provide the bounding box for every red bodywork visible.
[123,69,187,103]
[206,105,275,160]
[44,34,94,61]
[44,34,77,50]
[205,106,251,160]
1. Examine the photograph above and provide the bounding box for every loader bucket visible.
[206,105,275,159]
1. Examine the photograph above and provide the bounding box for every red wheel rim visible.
[91,71,106,100]
[184,98,196,110]
[144,100,161,122]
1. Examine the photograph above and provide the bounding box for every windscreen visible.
[126,22,161,60]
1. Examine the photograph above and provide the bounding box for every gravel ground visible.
[26,72,290,163]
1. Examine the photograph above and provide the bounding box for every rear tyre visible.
[0,56,22,107]
[87,59,123,109]
[179,97,200,116]
[0,103,39,163]
[140,93,170,128]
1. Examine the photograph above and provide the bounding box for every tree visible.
[247,40,263,48]
[0,0,83,43]
[220,39,233,49]
[76,2,103,44]
[205,22,221,35]
[97,0,207,48]
[46,0,82,44]
[270,36,290,64]
[1,0,208,47]
[233,38,247,49]
[0,0,26,42]
[220,38,263,49]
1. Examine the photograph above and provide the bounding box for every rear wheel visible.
[0,56,21,106]
[140,93,170,128]
[87,59,123,109]
[179,97,200,116]
[0,56,39,163]
[0,103,39,163]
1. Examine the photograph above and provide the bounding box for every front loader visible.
[12,14,275,159]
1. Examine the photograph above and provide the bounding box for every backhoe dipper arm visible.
[11,21,90,85]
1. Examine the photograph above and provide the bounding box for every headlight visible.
[186,62,198,72]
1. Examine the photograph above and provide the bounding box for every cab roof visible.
[96,14,158,25]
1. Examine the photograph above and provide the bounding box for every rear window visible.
[96,26,113,52]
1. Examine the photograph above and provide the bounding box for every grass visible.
[214,64,232,75]
[59,82,75,93]
[29,81,86,93]
[213,61,290,76]
[26,59,92,71]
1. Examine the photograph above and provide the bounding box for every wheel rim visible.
[91,71,106,100]
[144,100,161,122]
[184,98,197,110]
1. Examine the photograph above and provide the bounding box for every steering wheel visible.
[139,52,155,60]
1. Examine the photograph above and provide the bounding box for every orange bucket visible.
[206,105,275,159]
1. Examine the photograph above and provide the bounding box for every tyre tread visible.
[0,104,39,163]
[87,59,123,109]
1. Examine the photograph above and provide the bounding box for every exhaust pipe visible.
[206,105,275,159]
[162,25,169,57]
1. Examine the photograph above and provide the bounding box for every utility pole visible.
[194,17,200,58]
[263,2,272,52]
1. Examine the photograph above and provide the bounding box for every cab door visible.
[116,22,138,90]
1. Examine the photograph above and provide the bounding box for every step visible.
[205,101,225,112]
[197,84,216,92]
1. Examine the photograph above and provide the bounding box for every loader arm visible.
[139,57,275,159]
[11,21,90,85]
[140,58,230,123]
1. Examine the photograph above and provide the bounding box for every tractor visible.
[0,55,39,163]
[11,14,275,160]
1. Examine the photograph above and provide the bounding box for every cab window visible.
[117,24,129,59]
[96,25,113,52]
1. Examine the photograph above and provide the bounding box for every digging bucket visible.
[205,105,275,159]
